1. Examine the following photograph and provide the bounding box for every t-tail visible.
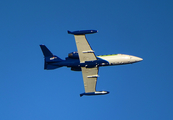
[40,45,63,70]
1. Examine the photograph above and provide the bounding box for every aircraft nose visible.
[135,57,143,61]
[130,56,143,62]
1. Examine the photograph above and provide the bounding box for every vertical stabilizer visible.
[40,45,62,70]
[40,44,53,57]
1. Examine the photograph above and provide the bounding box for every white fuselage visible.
[97,54,143,65]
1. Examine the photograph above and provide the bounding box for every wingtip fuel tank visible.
[80,91,110,97]
[68,30,98,35]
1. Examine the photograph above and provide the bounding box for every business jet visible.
[40,30,143,97]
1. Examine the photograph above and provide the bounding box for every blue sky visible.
[0,0,173,120]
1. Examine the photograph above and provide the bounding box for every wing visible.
[69,30,99,94]
[74,35,97,63]
[81,67,99,93]
[73,34,98,92]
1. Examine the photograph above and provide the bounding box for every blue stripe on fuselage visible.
[50,57,109,68]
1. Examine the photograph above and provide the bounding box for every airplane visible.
[40,30,143,97]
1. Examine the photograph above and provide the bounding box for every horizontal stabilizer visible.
[44,63,61,70]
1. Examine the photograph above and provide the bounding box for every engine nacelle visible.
[68,52,79,59]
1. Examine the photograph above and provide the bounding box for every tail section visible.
[40,44,54,57]
[40,45,63,70]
